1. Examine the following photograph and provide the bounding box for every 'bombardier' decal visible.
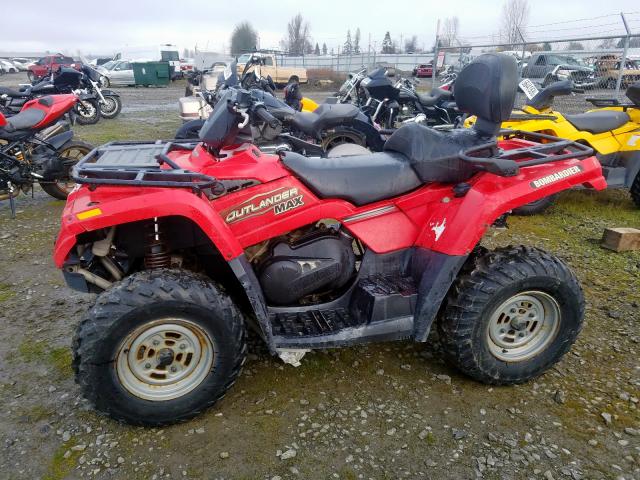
[530,165,583,189]
[224,187,305,224]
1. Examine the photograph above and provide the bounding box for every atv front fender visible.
[53,187,244,268]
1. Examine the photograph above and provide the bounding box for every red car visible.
[27,54,78,81]
[413,63,435,78]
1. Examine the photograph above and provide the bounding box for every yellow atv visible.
[466,80,640,214]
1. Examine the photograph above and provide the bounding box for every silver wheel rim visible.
[116,319,214,401]
[101,97,117,114]
[78,101,96,118]
[486,291,560,362]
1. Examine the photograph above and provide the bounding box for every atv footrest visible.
[270,308,362,337]
[352,274,417,323]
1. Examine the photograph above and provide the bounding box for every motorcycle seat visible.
[418,88,453,107]
[281,150,421,206]
[564,110,630,134]
[0,87,29,98]
[0,108,46,133]
[290,103,360,137]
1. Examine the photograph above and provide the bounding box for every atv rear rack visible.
[585,97,636,109]
[458,130,594,177]
[72,140,222,193]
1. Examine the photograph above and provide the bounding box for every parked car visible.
[523,53,598,89]
[10,58,34,71]
[96,60,134,87]
[0,59,19,74]
[27,54,78,81]
[594,55,640,89]
[412,63,437,78]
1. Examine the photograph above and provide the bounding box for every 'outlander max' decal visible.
[530,165,583,189]
[223,187,305,224]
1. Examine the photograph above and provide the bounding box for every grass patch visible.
[0,283,15,302]
[17,341,73,378]
[74,109,181,146]
[42,440,78,480]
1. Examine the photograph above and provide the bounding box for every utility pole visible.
[616,12,631,96]
[432,19,440,86]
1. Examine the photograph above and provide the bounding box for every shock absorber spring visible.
[144,217,170,269]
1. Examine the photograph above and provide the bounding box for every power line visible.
[527,13,619,29]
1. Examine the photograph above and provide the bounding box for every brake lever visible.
[237,109,250,128]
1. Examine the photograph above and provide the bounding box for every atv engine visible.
[256,226,355,305]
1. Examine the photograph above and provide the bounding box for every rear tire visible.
[512,194,559,216]
[630,171,640,207]
[99,95,122,119]
[74,98,101,125]
[438,246,584,385]
[72,269,247,426]
[39,140,92,200]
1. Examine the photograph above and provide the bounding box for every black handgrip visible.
[254,106,280,129]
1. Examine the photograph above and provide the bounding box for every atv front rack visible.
[72,140,222,194]
[458,130,594,177]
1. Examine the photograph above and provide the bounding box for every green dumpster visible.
[131,62,170,86]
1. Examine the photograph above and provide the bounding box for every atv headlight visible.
[556,69,571,79]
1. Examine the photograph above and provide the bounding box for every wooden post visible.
[601,227,640,252]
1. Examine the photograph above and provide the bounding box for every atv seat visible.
[290,103,360,137]
[418,88,453,107]
[0,108,45,133]
[283,53,518,206]
[282,150,421,206]
[565,110,630,134]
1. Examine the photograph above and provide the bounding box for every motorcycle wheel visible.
[39,140,93,200]
[175,119,205,139]
[74,99,101,125]
[100,95,122,119]
[321,129,366,150]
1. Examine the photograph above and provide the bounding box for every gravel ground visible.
[0,71,639,480]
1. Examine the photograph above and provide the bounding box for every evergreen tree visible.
[314,42,320,55]
[354,28,361,54]
[322,43,328,55]
[381,31,395,54]
[343,30,353,55]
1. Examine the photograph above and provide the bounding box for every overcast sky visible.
[1,0,638,56]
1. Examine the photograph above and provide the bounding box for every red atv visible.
[54,54,606,426]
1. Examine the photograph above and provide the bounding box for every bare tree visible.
[404,35,418,53]
[282,14,312,55]
[441,17,459,47]
[501,0,529,44]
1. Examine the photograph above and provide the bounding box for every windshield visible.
[237,54,252,64]
[548,55,583,66]
[161,50,179,61]
[101,61,117,70]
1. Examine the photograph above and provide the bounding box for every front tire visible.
[72,269,247,426]
[630,171,640,207]
[175,119,205,139]
[74,98,101,125]
[438,246,584,385]
[99,95,122,119]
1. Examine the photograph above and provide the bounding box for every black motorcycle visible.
[359,67,460,129]
[176,59,385,153]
